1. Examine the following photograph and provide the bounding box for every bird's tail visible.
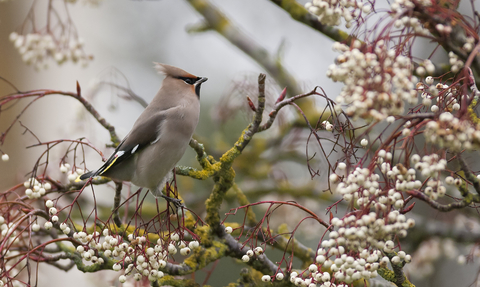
[75,170,96,183]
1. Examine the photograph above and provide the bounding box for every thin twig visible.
[236,74,266,153]
[113,182,123,227]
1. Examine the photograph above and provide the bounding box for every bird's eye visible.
[179,77,197,85]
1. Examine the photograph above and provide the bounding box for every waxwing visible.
[79,63,207,202]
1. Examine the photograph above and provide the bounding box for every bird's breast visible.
[131,102,199,190]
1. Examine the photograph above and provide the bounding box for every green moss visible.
[377,268,395,281]
[177,161,221,180]
[56,241,76,253]
[56,241,113,273]
[222,222,242,232]
[184,211,199,230]
[277,223,289,234]
[188,167,216,180]
[220,146,242,165]
[468,98,479,125]
[158,276,199,287]
[377,267,415,287]
[279,0,309,23]
[190,0,230,34]
[208,240,228,258]
[195,225,213,247]
[205,183,227,228]
[181,240,228,274]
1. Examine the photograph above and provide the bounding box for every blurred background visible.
[1,1,479,286]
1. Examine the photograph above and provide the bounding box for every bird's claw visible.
[161,194,184,209]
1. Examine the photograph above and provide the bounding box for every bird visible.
[79,63,207,204]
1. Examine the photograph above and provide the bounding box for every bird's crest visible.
[154,63,196,78]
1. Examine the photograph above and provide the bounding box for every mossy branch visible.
[186,0,302,96]
[268,0,354,45]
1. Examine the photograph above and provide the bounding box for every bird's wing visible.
[80,112,166,180]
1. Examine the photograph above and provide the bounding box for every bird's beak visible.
[194,77,208,98]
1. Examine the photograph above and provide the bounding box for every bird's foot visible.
[161,194,184,209]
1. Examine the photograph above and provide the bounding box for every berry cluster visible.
[305,0,372,27]
[424,112,480,152]
[9,32,92,70]
[327,41,416,120]
[73,229,200,283]
[23,178,52,199]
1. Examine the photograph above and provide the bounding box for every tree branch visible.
[186,0,302,96]
[268,0,354,45]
